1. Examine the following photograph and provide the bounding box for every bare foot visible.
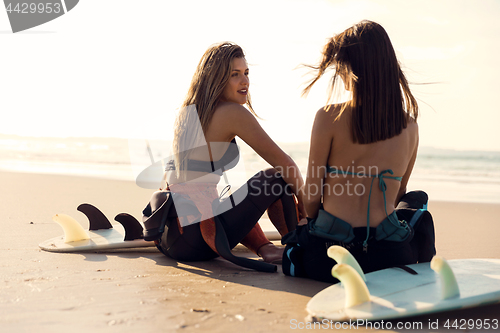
[258,243,284,264]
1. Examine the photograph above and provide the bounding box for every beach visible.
[2,0,500,330]
[1,170,500,332]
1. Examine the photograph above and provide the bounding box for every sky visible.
[1,0,500,151]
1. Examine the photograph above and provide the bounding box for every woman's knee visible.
[397,190,428,209]
[147,190,169,213]
[251,168,290,188]
[247,169,287,196]
[253,167,282,181]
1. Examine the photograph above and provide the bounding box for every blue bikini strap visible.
[327,167,403,249]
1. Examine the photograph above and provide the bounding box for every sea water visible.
[0,135,499,204]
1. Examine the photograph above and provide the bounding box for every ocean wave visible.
[1,135,499,203]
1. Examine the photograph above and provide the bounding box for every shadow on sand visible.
[77,245,330,298]
[75,246,500,329]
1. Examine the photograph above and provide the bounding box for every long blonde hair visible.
[173,42,256,176]
[304,20,418,144]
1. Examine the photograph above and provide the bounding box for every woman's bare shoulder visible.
[208,102,261,141]
[312,104,348,134]
[216,101,249,113]
[406,115,419,135]
[212,102,254,123]
[314,104,344,124]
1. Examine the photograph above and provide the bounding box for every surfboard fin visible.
[431,256,460,299]
[327,245,366,282]
[52,213,90,243]
[114,213,144,241]
[78,203,145,241]
[77,203,113,230]
[331,263,371,308]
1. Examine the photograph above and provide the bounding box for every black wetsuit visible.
[282,190,436,283]
[151,139,298,264]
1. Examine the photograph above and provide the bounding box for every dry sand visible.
[1,171,500,332]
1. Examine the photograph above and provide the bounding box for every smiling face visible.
[220,57,249,105]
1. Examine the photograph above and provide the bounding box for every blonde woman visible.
[148,42,305,271]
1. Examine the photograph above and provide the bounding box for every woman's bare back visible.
[311,104,418,228]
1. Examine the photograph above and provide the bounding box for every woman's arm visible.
[396,122,419,204]
[221,104,306,217]
[304,107,334,219]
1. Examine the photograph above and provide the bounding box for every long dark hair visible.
[304,20,418,144]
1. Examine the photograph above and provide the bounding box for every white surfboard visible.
[39,218,154,252]
[39,203,154,252]
[39,204,281,253]
[307,257,500,322]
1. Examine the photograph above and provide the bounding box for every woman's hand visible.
[295,192,307,221]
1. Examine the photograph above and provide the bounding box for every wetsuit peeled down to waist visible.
[142,138,300,272]
[282,168,436,282]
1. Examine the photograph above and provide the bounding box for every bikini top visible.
[166,138,239,176]
[327,166,403,248]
